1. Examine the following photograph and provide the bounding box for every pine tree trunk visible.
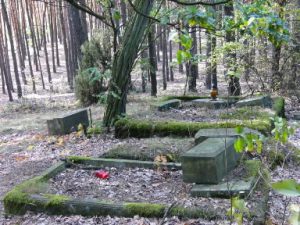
[103,0,154,126]
[225,3,241,96]
[189,27,198,92]
[205,32,212,89]
[148,25,157,97]
[1,0,22,98]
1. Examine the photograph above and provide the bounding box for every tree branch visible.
[168,0,232,6]
[63,0,112,28]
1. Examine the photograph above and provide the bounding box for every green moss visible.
[124,203,217,219]
[244,160,262,178]
[219,107,272,121]
[66,156,92,163]
[44,194,70,208]
[3,177,47,215]
[272,97,285,118]
[124,202,165,217]
[115,118,272,138]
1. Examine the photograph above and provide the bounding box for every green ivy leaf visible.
[234,137,245,153]
[272,179,300,197]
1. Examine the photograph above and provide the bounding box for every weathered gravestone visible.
[235,95,272,108]
[194,128,262,145]
[47,109,89,135]
[190,99,229,109]
[181,137,240,184]
[155,99,181,111]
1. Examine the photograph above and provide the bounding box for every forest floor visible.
[0,46,300,224]
[0,89,299,225]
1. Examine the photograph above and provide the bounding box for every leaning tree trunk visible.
[103,0,154,126]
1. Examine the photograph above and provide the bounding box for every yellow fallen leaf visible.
[27,145,34,151]
[56,137,64,146]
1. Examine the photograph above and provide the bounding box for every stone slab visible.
[156,99,181,111]
[235,95,272,108]
[181,137,240,184]
[190,177,255,198]
[190,99,229,109]
[293,112,300,120]
[194,128,262,145]
[47,109,89,135]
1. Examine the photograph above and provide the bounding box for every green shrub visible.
[75,30,112,106]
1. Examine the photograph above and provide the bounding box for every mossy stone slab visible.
[194,128,262,145]
[156,99,181,111]
[293,112,300,120]
[47,109,89,135]
[190,99,229,109]
[235,95,272,108]
[181,137,240,184]
[190,177,255,198]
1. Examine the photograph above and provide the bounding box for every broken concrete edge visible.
[66,156,182,170]
[162,95,243,103]
[8,193,221,219]
[149,99,181,111]
[3,162,66,215]
[114,118,272,138]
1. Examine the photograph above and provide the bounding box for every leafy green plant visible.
[227,197,249,225]
[234,126,265,154]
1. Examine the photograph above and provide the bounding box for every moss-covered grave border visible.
[3,156,219,219]
[114,118,272,138]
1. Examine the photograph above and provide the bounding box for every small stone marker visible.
[181,137,240,184]
[235,95,272,108]
[293,112,300,120]
[190,99,229,109]
[194,128,261,145]
[156,99,181,111]
[190,177,255,198]
[47,109,89,135]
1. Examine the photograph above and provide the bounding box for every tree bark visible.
[103,0,154,126]
[148,25,157,96]
[1,0,22,98]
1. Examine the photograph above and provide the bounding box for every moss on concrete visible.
[115,118,272,138]
[44,194,70,208]
[124,202,218,219]
[66,156,92,163]
[124,202,165,217]
[3,176,47,215]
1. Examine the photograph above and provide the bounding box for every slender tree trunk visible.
[148,25,157,96]
[189,27,198,92]
[205,32,212,89]
[103,0,154,126]
[42,6,53,90]
[225,3,241,96]
[1,0,22,97]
